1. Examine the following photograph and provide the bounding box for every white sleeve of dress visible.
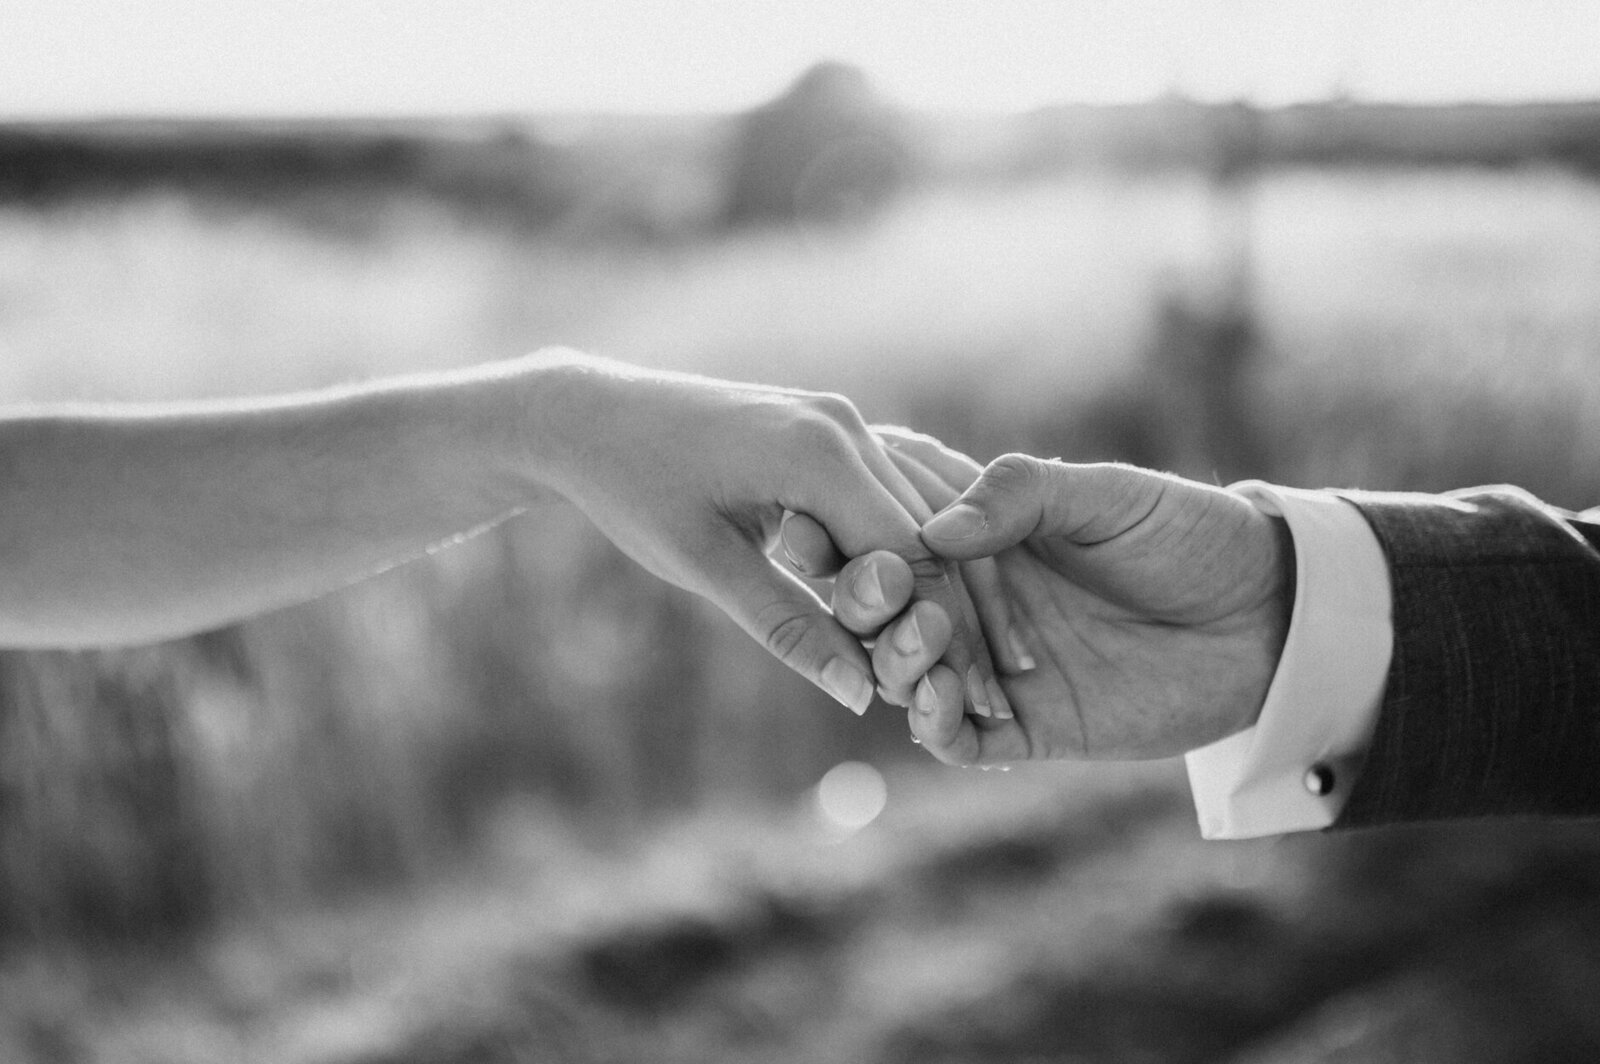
[1183,484,1393,839]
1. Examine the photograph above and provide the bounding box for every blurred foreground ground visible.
[3,117,1600,1061]
[6,764,1600,1063]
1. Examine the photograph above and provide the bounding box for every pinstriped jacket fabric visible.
[1332,488,1600,828]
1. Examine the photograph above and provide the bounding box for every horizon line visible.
[6,93,1600,127]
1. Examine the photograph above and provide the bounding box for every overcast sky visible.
[6,0,1600,117]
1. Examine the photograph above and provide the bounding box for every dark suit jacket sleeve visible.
[1329,487,1600,828]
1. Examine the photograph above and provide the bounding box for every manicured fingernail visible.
[915,675,938,715]
[851,561,884,609]
[988,677,1013,720]
[780,521,807,573]
[822,659,873,716]
[966,665,992,718]
[1008,627,1037,672]
[891,610,922,655]
[924,503,986,541]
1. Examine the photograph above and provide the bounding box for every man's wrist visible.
[1187,484,1392,838]
[1262,513,1297,704]
[1218,513,1298,740]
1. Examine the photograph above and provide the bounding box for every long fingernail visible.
[988,677,1013,720]
[915,675,937,715]
[966,665,992,718]
[924,503,986,541]
[821,659,873,716]
[851,561,884,609]
[891,611,922,655]
[1008,627,1037,672]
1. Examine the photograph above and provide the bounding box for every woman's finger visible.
[874,425,984,491]
[848,439,1004,716]
[907,663,969,757]
[696,529,880,717]
[831,550,916,639]
[908,664,1035,766]
[785,442,996,719]
[882,443,1029,681]
[778,510,847,578]
[876,432,1039,674]
[872,598,953,707]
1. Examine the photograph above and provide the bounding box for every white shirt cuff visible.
[1184,484,1393,839]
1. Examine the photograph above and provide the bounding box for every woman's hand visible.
[0,344,1000,698]
[517,352,1011,718]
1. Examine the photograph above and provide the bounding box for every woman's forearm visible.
[0,348,1005,723]
[0,355,570,648]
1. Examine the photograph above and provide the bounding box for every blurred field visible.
[2,146,1600,1062]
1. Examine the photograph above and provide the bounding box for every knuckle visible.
[905,553,954,593]
[878,684,913,709]
[787,411,856,464]
[1085,463,1168,537]
[873,654,912,690]
[807,391,865,430]
[760,609,813,666]
[986,452,1041,489]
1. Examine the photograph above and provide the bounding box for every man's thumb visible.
[920,454,1165,560]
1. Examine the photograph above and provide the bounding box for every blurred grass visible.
[1,163,1599,1062]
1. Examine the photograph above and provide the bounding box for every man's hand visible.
[524,354,1011,718]
[787,431,1294,762]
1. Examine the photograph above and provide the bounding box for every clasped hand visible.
[536,355,1019,722]
[780,431,1296,766]
[542,355,1290,765]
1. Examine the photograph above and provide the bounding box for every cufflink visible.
[1303,763,1336,797]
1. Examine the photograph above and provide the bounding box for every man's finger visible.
[907,664,973,762]
[921,456,1176,561]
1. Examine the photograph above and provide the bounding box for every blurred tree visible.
[0,121,586,232]
[722,61,916,227]
[1138,103,1267,483]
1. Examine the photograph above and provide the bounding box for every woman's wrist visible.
[474,348,622,510]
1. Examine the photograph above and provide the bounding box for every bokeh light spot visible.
[814,761,888,832]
